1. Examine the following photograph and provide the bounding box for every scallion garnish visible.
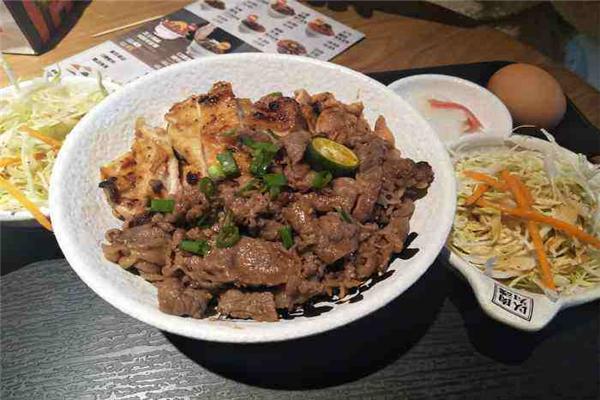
[208,164,225,180]
[198,177,215,197]
[336,207,353,223]
[180,240,210,256]
[279,225,294,249]
[312,170,332,189]
[150,198,175,213]
[216,150,240,178]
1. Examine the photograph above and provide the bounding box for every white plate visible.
[0,76,119,227]
[447,134,600,331]
[388,74,512,146]
[50,54,456,343]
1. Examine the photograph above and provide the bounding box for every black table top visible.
[1,260,598,399]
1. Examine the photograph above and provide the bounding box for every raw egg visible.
[487,63,566,129]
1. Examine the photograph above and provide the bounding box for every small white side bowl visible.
[388,74,512,146]
[0,76,119,227]
[447,134,600,331]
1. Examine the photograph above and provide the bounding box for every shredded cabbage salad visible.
[0,72,108,213]
[449,134,600,296]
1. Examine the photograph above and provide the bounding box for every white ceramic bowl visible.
[447,134,600,331]
[50,54,456,342]
[0,76,119,227]
[388,74,512,145]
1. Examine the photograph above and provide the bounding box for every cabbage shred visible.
[449,141,600,296]
[0,74,108,212]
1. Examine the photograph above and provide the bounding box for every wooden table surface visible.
[2,0,600,129]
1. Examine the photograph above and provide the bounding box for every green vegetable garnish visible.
[312,170,332,189]
[216,211,241,248]
[208,164,225,180]
[268,91,283,97]
[216,224,240,248]
[263,173,287,199]
[336,207,353,223]
[279,225,294,249]
[220,127,237,137]
[150,198,175,213]
[198,177,215,197]
[306,137,359,176]
[236,178,262,197]
[216,150,240,178]
[180,240,210,256]
[196,213,215,228]
[242,137,280,177]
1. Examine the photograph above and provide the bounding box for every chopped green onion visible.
[263,173,287,199]
[150,198,175,213]
[208,164,225,180]
[220,127,237,137]
[263,173,287,187]
[242,136,280,154]
[236,178,262,197]
[279,226,294,249]
[216,224,240,248]
[198,177,215,197]
[312,170,332,189]
[196,213,215,228]
[336,207,353,223]
[216,150,240,178]
[180,240,210,256]
[242,137,280,177]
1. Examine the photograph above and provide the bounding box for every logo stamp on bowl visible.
[492,283,534,321]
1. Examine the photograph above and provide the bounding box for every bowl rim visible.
[50,53,456,342]
[447,134,600,331]
[0,76,120,223]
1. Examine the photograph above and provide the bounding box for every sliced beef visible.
[177,237,300,287]
[280,130,311,164]
[274,277,325,310]
[351,136,389,222]
[157,278,212,318]
[259,219,285,241]
[283,162,315,192]
[217,289,278,322]
[300,177,359,213]
[226,192,272,229]
[102,223,170,268]
[314,213,359,264]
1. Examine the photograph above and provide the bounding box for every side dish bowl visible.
[50,54,456,342]
[0,76,119,227]
[447,134,600,331]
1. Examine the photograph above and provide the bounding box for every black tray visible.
[2,61,599,274]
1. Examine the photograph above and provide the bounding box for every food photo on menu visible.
[1,1,600,399]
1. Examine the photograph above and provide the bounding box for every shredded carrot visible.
[0,177,52,231]
[476,198,600,249]
[19,126,62,150]
[462,170,507,191]
[0,158,20,168]
[501,170,556,289]
[464,184,490,206]
[34,152,47,160]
